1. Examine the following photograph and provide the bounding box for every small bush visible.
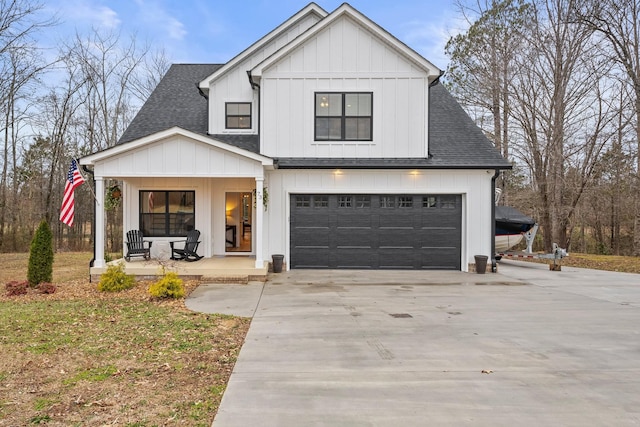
[98,263,136,292]
[28,220,54,287]
[37,282,56,294]
[149,272,185,299]
[5,281,28,296]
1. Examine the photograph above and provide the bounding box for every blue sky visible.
[40,0,465,70]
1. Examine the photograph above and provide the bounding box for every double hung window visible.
[225,102,251,129]
[315,92,372,141]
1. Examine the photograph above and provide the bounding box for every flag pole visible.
[74,158,100,206]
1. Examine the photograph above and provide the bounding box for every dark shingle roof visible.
[208,134,260,153]
[118,64,510,169]
[118,64,223,145]
[427,83,511,169]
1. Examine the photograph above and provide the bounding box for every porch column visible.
[254,177,264,268]
[94,177,106,268]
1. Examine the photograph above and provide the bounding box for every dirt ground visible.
[0,253,250,426]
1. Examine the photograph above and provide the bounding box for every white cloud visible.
[133,0,187,41]
[94,6,121,29]
[58,1,122,30]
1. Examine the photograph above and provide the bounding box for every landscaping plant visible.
[27,220,54,287]
[149,271,185,299]
[97,262,136,292]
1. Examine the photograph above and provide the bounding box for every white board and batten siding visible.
[93,135,264,178]
[208,13,322,135]
[260,15,430,159]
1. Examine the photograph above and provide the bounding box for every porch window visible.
[139,191,195,237]
[315,92,372,141]
[225,102,251,129]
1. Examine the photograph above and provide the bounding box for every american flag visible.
[60,159,86,226]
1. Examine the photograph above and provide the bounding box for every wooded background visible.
[1,0,639,256]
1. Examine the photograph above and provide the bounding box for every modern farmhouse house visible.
[80,2,511,275]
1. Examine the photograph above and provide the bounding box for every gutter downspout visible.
[246,71,261,137]
[82,164,96,279]
[491,168,500,272]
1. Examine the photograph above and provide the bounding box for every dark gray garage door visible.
[290,194,461,269]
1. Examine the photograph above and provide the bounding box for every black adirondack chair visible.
[170,229,203,262]
[125,230,152,261]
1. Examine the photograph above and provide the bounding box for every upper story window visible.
[315,92,372,141]
[226,102,251,129]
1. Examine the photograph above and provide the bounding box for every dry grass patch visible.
[519,252,640,274]
[0,252,250,426]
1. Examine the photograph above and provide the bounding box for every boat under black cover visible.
[495,206,536,235]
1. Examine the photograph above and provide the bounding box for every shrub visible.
[149,272,185,299]
[5,281,28,296]
[27,220,54,287]
[98,263,136,292]
[37,282,57,294]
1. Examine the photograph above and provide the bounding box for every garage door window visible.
[441,195,457,209]
[355,195,371,208]
[314,196,329,207]
[295,195,311,207]
[380,196,394,208]
[422,195,459,209]
[398,196,413,208]
[338,195,353,208]
[423,196,437,208]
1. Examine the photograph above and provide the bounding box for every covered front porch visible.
[80,128,274,280]
[90,255,270,283]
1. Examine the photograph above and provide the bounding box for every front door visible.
[225,192,252,252]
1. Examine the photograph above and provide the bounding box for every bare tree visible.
[0,0,53,251]
[576,0,640,255]
[509,0,618,251]
[129,47,171,104]
[68,29,149,152]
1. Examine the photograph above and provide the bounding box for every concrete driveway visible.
[186,261,640,426]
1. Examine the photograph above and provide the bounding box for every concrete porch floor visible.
[90,256,269,282]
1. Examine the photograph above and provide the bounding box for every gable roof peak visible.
[250,2,442,80]
[198,2,328,89]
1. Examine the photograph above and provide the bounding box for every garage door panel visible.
[378,248,416,269]
[292,248,331,268]
[418,248,460,270]
[378,229,417,247]
[291,228,329,246]
[290,194,461,270]
[335,231,374,248]
[334,248,377,269]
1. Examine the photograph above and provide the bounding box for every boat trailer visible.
[495,224,569,271]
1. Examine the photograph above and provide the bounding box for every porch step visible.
[90,257,269,283]
[201,275,249,284]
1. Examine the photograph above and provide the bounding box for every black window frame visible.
[225,102,252,129]
[314,92,373,141]
[139,190,195,237]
